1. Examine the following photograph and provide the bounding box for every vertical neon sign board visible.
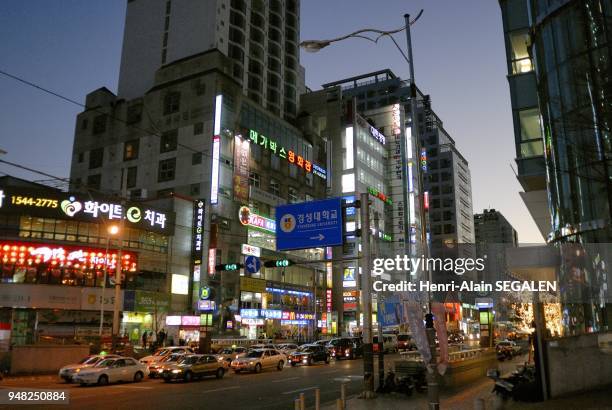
[210,95,222,205]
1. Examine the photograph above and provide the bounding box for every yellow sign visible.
[240,277,266,293]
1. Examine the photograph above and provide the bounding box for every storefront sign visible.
[343,268,356,288]
[124,290,170,313]
[200,314,213,326]
[240,308,313,320]
[248,129,327,180]
[181,316,200,326]
[343,290,359,312]
[199,286,211,300]
[165,316,181,326]
[242,318,264,326]
[420,148,427,171]
[208,248,216,275]
[210,135,220,205]
[241,244,261,257]
[0,242,137,271]
[326,289,332,313]
[198,300,216,311]
[240,277,266,293]
[238,206,276,233]
[192,200,205,280]
[0,187,172,234]
[233,135,250,203]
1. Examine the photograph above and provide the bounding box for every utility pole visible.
[405,12,439,410]
[359,192,375,397]
[373,212,385,391]
[112,169,127,347]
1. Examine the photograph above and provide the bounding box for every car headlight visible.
[249,361,255,365]
[171,369,182,374]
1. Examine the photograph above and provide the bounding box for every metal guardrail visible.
[399,347,487,363]
[211,338,273,346]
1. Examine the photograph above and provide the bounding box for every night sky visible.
[0,0,543,243]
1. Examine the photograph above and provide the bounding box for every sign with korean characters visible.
[248,129,327,180]
[233,135,250,203]
[0,187,173,234]
[275,198,343,251]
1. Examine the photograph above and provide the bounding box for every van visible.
[373,334,398,353]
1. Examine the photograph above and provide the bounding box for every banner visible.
[403,301,431,364]
[233,135,250,203]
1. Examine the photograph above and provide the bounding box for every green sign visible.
[133,291,170,313]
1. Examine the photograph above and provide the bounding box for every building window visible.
[508,29,532,74]
[271,154,280,170]
[193,122,204,135]
[89,148,104,169]
[126,104,143,124]
[518,108,543,157]
[87,174,101,190]
[78,152,84,163]
[288,187,298,203]
[158,158,176,182]
[124,139,139,160]
[160,130,178,153]
[192,152,202,165]
[126,166,137,188]
[81,118,88,130]
[92,115,107,134]
[249,172,260,188]
[163,92,181,115]
[190,183,200,196]
[269,178,280,196]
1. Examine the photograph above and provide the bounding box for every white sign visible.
[171,274,189,295]
[241,244,261,257]
[210,135,220,205]
[241,318,264,326]
[166,315,181,326]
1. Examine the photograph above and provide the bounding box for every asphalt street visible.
[0,355,397,410]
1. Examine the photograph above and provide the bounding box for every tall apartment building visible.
[118,0,303,121]
[474,208,518,247]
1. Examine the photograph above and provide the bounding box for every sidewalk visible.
[323,380,612,410]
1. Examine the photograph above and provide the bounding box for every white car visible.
[277,343,299,354]
[230,349,286,373]
[58,354,120,382]
[72,357,149,386]
[139,346,194,365]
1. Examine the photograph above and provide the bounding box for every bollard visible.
[474,398,485,410]
[299,392,305,410]
[295,398,300,410]
[336,398,343,410]
[340,383,347,409]
[315,388,320,410]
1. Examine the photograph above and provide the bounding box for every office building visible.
[118,0,303,121]
[474,208,518,247]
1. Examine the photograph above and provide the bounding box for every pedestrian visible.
[141,330,148,349]
[158,328,166,347]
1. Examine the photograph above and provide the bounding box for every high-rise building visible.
[474,209,518,246]
[118,0,303,121]
[499,0,612,243]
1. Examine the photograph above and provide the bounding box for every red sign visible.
[0,242,137,271]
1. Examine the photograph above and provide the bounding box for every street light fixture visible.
[99,225,120,336]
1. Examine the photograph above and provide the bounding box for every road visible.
[0,355,394,410]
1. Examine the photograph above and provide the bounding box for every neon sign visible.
[367,187,393,205]
[369,125,386,145]
[238,206,276,233]
[0,242,137,271]
[249,129,327,180]
[420,148,427,171]
[210,135,220,205]
[392,104,401,136]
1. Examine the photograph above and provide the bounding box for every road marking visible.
[282,386,319,395]
[109,385,154,390]
[321,370,341,375]
[201,386,240,393]
[272,377,299,383]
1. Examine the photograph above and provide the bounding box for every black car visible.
[327,337,363,360]
[288,344,330,366]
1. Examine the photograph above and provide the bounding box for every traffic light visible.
[263,259,294,268]
[215,263,243,272]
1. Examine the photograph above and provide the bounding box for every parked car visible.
[288,344,330,366]
[448,332,465,345]
[250,343,277,350]
[313,339,331,346]
[397,333,417,351]
[373,334,399,353]
[215,346,249,363]
[327,337,363,360]
[58,354,120,383]
[496,340,521,356]
[148,353,185,378]
[139,346,194,365]
[72,357,149,386]
[276,343,299,354]
[231,349,286,373]
[161,354,228,382]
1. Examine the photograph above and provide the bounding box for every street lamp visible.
[300,10,440,407]
[99,224,120,336]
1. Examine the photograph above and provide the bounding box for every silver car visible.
[58,354,120,382]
